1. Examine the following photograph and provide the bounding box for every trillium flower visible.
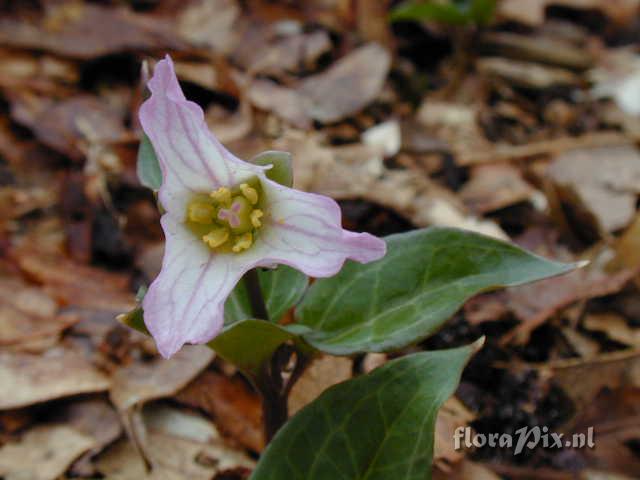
[139,56,387,358]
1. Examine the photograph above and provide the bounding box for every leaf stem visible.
[243,269,269,321]
[258,346,311,442]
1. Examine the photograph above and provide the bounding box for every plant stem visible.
[260,384,289,442]
[243,269,269,321]
[243,268,290,441]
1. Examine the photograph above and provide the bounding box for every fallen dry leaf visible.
[0,3,184,59]
[111,346,213,412]
[177,0,240,54]
[570,388,640,476]
[274,130,507,239]
[58,398,123,477]
[548,145,640,233]
[561,326,601,358]
[434,460,502,480]
[477,57,578,89]
[498,0,640,26]
[297,42,391,123]
[608,213,640,271]
[248,79,311,129]
[0,49,78,92]
[110,346,214,469]
[0,273,77,346]
[10,93,129,161]
[249,43,391,126]
[591,48,640,117]
[94,439,151,479]
[288,355,352,415]
[583,313,640,348]
[176,370,264,452]
[434,398,476,471]
[480,32,593,70]
[416,101,491,159]
[13,249,135,312]
[0,348,110,410]
[143,404,255,474]
[459,164,536,214]
[544,349,640,411]
[0,184,57,223]
[506,263,637,344]
[243,30,331,76]
[0,424,95,480]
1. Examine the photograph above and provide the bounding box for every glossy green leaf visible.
[296,227,578,355]
[225,266,308,325]
[250,340,481,480]
[137,134,162,190]
[208,319,308,378]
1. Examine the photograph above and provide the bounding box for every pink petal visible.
[248,178,387,277]
[142,215,248,358]
[139,55,261,218]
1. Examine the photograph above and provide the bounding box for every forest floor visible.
[1,1,640,478]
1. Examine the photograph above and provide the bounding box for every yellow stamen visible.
[202,227,229,249]
[232,232,253,253]
[240,183,258,205]
[210,187,232,205]
[188,202,215,224]
[250,209,263,228]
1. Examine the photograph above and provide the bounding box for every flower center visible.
[185,179,264,253]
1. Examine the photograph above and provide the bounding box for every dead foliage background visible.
[1,0,640,478]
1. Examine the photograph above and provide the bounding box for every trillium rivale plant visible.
[121,55,580,479]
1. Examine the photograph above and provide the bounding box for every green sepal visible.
[136,134,162,191]
[252,151,294,187]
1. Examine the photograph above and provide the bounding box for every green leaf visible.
[296,227,578,355]
[208,319,311,378]
[390,1,469,25]
[390,0,496,25]
[468,0,496,25]
[250,340,481,480]
[252,150,294,187]
[137,134,162,190]
[225,266,308,325]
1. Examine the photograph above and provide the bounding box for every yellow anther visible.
[250,209,263,228]
[232,232,253,253]
[202,228,229,249]
[239,183,258,205]
[188,202,215,224]
[210,187,232,205]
